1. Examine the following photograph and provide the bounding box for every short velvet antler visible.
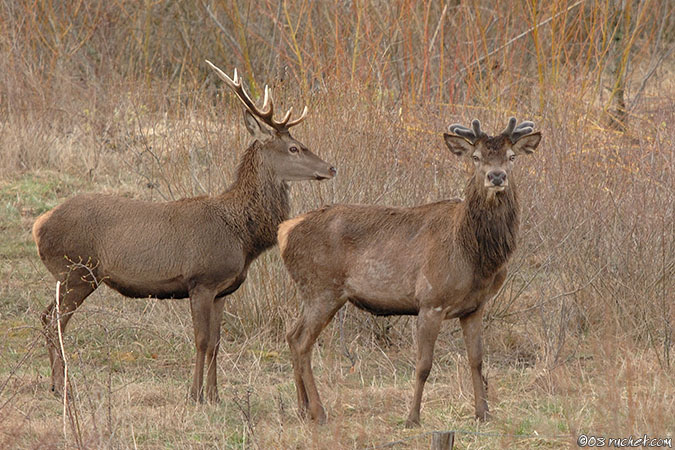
[448,119,487,143]
[501,117,535,143]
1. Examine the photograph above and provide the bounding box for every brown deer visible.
[278,118,541,426]
[32,61,336,403]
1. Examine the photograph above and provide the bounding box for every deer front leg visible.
[460,305,489,420]
[405,308,443,428]
[189,286,216,402]
[204,295,226,403]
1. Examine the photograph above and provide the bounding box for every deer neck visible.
[459,175,520,279]
[225,142,290,256]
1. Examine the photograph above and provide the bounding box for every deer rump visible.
[34,193,248,300]
[279,199,485,319]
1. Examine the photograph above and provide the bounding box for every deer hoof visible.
[404,417,421,428]
[189,389,204,404]
[476,409,491,421]
[310,408,327,425]
[205,389,220,404]
[51,382,65,397]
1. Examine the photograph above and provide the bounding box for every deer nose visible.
[329,167,337,177]
[487,170,506,186]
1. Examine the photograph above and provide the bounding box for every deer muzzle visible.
[315,166,337,181]
[486,170,507,189]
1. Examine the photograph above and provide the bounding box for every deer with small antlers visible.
[32,61,336,402]
[278,118,541,426]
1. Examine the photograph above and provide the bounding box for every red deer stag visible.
[278,118,541,426]
[33,61,336,403]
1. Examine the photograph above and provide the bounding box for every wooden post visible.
[430,431,454,450]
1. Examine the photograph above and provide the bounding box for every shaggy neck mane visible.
[224,141,290,256]
[459,175,520,279]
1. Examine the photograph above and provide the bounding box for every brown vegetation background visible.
[0,0,673,448]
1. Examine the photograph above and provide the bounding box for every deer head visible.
[444,118,541,193]
[206,60,336,182]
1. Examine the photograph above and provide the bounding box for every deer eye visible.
[472,155,480,162]
[509,154,516,162]
[289,146,299,154]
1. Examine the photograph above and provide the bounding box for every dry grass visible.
[1,1,674,448]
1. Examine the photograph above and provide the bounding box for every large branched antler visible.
[500,117,535,143]
[448,119,487,144]
[206,60,308,132]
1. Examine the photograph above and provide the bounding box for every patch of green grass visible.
[0,239,34,260]
[0,171,83,219]
[514,417,534,435]
[225,430,247,447]
[0,171,87,260]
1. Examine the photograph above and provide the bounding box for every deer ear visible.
[444,133,474,156]
[512,132,541,155]
[243,110,272,141]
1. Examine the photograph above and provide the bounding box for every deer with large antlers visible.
[32,61,335,402]
[278,118,541,426]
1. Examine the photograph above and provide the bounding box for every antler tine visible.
[448,123,469,133]
[471,119,487,139]
[247,80,308,131]
[261,85,271,115]
[261,85,308,131]
[500,117,517,136]
[206,60,275,123]
[275,107,293,128]
[514,121,534,132]
[448,124,476,140]
[284,106,308,128]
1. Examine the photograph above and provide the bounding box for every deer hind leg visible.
[204,295,226,403]
[286,293,344,423]
[286,319,310,417]
[188,286,216,403]
[460,305,489,420]
[41,279,96,395]
[406,308,443,428]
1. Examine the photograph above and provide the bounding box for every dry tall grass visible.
[0,0,673,448]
